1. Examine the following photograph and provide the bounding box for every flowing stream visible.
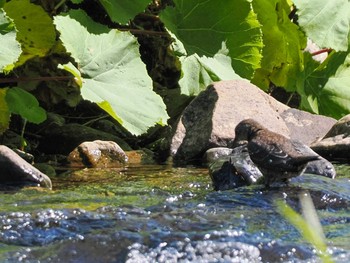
[0,164,349,262]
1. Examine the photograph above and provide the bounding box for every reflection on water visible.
[0,164,349,262]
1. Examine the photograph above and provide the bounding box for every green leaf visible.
[5,87,47,124]
[58,62,82,87]
[0,88,10,134]
[294,0,350,51]
[98,0,151,24]
[179,42,241,96]
[3,0,56,66]
[252,0,306,91]
[276,197,333,263]
[160,0,263,79]
[54,12,169,135]
[0,10,21,72]
[300,51,350,119]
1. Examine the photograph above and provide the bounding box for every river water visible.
[0,164,349,262]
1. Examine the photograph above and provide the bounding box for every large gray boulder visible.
[0,145,52,188]
[170,80,336,163]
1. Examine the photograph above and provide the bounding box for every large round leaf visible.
[54,13,169,135]
[160,0,263,79]
[294,0,350,51]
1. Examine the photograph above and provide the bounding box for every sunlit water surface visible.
[0,163,349,262]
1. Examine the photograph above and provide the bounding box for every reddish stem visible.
[311,48,332,56]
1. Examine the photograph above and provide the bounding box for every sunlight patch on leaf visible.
[0,10,21,72]
[3,0,56,66]
[54,12,169,135]
[294,0,350,51]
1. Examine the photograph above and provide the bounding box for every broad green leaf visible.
[5,87,47,124]
[65,9,109,34]
[98,0,151,24]
[179,42,241,96]
[294,0,350,51]
[160,0,263,79]
[0,88,10,134]
[252,0,306,91]
[3,0,56,66]
[0,10,21,72]
[54,12,169,135]
[300,51,350,119]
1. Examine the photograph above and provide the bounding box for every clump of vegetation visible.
[1,0,349,143]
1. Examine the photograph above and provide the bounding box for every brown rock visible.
[171,80,290,163]
[170,80,336,164]
[281,108,336,145]
[0,145,52,188]
[323,114,350,138]
[310,114,350,161]
[67,140,128,168]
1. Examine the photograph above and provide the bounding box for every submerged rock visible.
[67,140,128,168]
[207,144,335,191]
[0,145,52,188]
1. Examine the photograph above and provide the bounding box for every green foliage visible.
[3,0,56,66]
[251,0,306,91]
[179,43,241,96]
[0,10,21,72]
[160,0,263,79]
[5,87,46,124]
[98,0,151,24]
[54,11,169,135]
[298,51,350,118]
[0,89,10,133]
[276,194,333,263]
[2,0,350,136]
[294,0,350,51]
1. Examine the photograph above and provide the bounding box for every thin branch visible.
[0,75,74,84]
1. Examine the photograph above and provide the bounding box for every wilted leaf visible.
[160,0,263,79]
[54,12,169,135]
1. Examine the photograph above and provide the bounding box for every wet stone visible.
[67,140,128,168]
[0,145,52,189]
